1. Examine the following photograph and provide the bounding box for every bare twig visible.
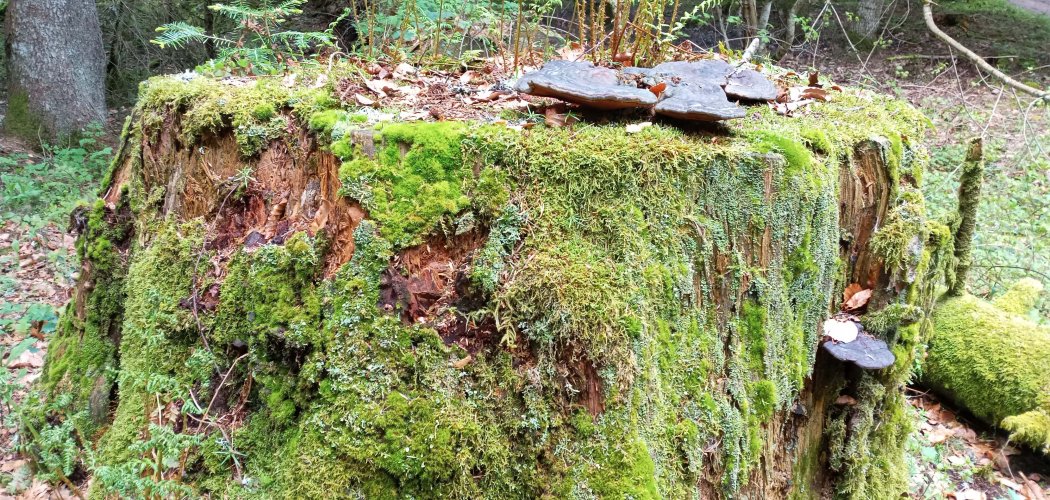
[923,0,1049,101]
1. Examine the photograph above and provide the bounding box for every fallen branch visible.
[923,0,1049,101]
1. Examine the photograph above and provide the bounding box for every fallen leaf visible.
[544,107,577,128]
[801,87,830,101]
[999,477,1023,491]
[842,289,872,311]
[459,70,479,85]
[365,79,398,98]
[451,354,473,369]
[393,62,417,80]
[843,283,863,303]
[649,82,667,97]
[626,122,652,134]
[823,317,859,343]
[951,489,985,500]
[808,71,821,87]
[613,52,634,64]
[354,93,375,107]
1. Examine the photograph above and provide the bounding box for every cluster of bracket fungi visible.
[514,59,778,121]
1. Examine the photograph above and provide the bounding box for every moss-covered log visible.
[925,279,1050,453]
[23,68,952,498]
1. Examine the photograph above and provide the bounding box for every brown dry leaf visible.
[843,283,863,303]
[926,425,953,444]
[842,289,872,311]
[364,79,397,98]
[8,349,44,369]
[451,354,473,369]
[649,82,667,97]
[354,93,375,107]
[800,87,830,101]
[459,70,479,85]
[808,71,821,87]
[544,107,577,128]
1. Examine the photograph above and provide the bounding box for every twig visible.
[923,0,1049,101]
[195,352,249,433]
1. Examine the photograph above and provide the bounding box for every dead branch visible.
[923,0,1049,101]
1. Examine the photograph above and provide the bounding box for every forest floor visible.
[1,0,1049,497]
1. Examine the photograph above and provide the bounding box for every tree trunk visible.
[4,0,106,139]
[854,0,887,40]
[25,74,952,498]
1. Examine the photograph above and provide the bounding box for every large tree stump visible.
[24,71,951,498]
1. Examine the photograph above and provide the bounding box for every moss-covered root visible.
[948,137,984,296]
[925,279,1050,452]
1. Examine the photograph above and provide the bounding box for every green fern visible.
[152,0,333,77]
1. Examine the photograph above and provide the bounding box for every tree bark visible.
[854,0,886,40]
[4,0,107,139]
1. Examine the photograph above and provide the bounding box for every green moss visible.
[740,300,768,375]
[136,75,338,156]
[993,277,1043,315]
[1002,409,1050,453]
[925,282,1050,444]
[30,67,947,498]
[4,90,40,140]
[333,121,471,248]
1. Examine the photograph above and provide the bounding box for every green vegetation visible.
[11,67,952,498]
[925,279,1050,453]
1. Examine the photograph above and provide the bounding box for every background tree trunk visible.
[854,0,887,39]
[4,0,107,139]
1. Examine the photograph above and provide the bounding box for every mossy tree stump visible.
[25,71,952,498]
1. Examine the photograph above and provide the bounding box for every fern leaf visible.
[152,22,207,49]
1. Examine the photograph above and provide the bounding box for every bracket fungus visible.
[513,60,657,110]
[823,334,896,370]
[515,59,778,121]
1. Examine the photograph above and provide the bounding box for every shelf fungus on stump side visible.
[823,334,896,370]
[515,59,778,121]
